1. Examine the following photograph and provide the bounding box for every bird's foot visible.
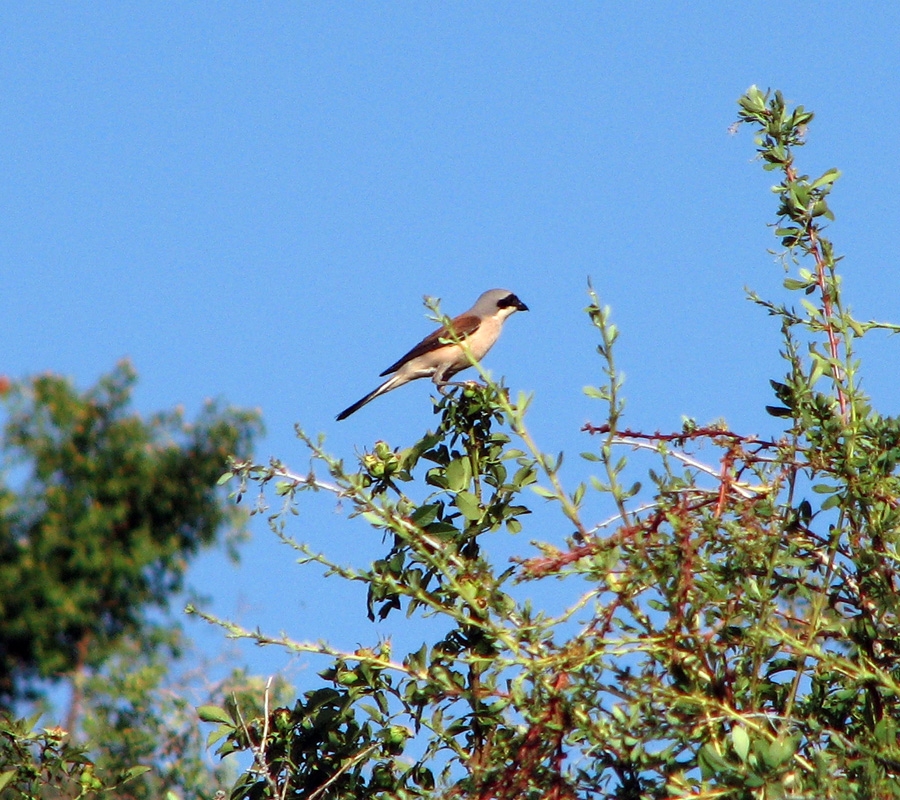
[435,379,484,395]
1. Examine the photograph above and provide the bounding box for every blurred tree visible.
[0,359,261,725]
[75,639,294,800]
[0,650,292,800]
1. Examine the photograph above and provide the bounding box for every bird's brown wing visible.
[379,313,482,376]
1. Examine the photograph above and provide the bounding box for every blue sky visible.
[4,5,900,692]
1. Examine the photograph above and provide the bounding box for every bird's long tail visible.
[336,374,405,420]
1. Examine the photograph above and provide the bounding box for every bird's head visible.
[474,289,529,319]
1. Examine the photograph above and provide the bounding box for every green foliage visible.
[76,635,256,800]
[0,360,263,797]
[0,640,279,800]
[0,713,149,799]
[0,649,268,800]
[201,88,900,798]
[0,359,261,706]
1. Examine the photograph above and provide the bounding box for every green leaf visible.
[445,458,471,492]
[197,704,233,724]
[0,772,16,792]
[126,766,153,780]
[875,717,897,746]
[583,385,609,400]
[206,724,232,747]
[809,354,826,386]
[821,494,842,511]
[423,521,461,535]
[512,464,537,488]
[698,742,731,779]
[572,483,585,507]
[732,726,750,762]
[801,298,821,319]
[846,317,866,337]
[810,168,841,189]
[410,503,440,527]
[455,491,482,521]
[763,736,797,768]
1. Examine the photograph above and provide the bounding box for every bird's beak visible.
[515,299,529,312]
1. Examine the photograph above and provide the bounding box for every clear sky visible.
[4,5,900,689]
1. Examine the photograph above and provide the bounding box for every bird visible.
[336,289,528,420]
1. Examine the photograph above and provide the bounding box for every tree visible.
[76,641,294,800]
[0,359,261,797]
[0,713,147,799]
[0,655,292,800]
[201,88,900,798]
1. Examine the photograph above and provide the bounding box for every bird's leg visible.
[434,367,466,395]
[434,378,485,394]
[435,380,472,395]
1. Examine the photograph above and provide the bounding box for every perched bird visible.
[336,288,528,420]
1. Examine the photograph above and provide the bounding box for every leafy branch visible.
[198,89,900,799]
